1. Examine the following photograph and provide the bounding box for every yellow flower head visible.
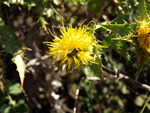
[137,21,150,53]
[46,19,97,71]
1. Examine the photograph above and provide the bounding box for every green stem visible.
[140,95,150,113]
[135,64,144,82]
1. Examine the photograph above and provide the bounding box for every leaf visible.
[137,0,149,21]
[12,50,25,87]
[0,18,22,54]
[102,33,130,60]
[96,23,136,36]
[0,90,6,104]
[134,95,145,107]
[83,66,95,77]
[3,0,24,6]
[15,100,29,113]
[9,83,22,95]
[2,106,14,113]
[121,84,130,94]
[88,53,104,80]
[110,14,130,24]
[39,16,48,32]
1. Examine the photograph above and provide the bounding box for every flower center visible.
[67,48,79,57]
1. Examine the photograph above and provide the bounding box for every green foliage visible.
[82,52,104,80]
[0,99,29,113]
[88,0,107,15]
[96,23,136,37]
[0,18,22,54]
[89,53,104,80]
[1,0,150,112]
[8,83,22,95]
[137,0,149,21]
[0,81,28,113]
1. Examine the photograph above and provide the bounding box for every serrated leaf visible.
[12,50,25,87]
[114,40,131,60]
[97,23,131,60]
[96,23,136,36]
[102,33,118,47]
[83,66,95,77]
[137,0,149,21]
[88,53,104,80]
[9,83,22,95]
[110,14,130,24]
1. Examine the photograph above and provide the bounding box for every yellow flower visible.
[137,21,150,53]
[46,19,98,71]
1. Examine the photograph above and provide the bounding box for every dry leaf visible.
[12,50,25,87]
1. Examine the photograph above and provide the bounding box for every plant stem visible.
[135,64,144,82]
[135,59,146,82]
[140,95,150,113]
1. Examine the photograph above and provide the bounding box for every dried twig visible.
[73,77,85,113]
[85,67,150,92]
[103,67,150,92]
[49,2,64,20]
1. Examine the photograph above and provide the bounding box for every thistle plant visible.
[96,0,150,81]
[95,0,150,112]
[2,0,150,112]
[45,19,104,72]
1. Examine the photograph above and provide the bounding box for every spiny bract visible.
[137,20,150,53]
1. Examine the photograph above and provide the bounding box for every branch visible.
[86,67,150,92]
[49,2,64,20]
[103,67,150,92]
[73,77,85,113]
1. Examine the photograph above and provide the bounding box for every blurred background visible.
[1,0,150,113]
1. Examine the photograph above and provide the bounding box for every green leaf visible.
[0,18,22,54]
[0,90,7,104]
[8,83,22,95]
[83,66,95,77]
[121,84,130,94]
[102,33,117,47]
[102,33,130,60]
[2,106,14,113]
[88,53,104,80]
[96,23,136,36]
[114,40,131,60]
[39,16,48,32]
[110,14,130,24]
[137,0,149,21]
[15,100,29,113]
[134,95,145,107]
